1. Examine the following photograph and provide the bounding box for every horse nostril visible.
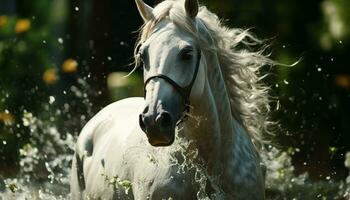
[139,114,146,132]
[155,112,172,131]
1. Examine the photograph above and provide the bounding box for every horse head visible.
[135,0,206,146]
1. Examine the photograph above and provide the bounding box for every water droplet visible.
[107,56,112,61]
[49,96,55,104]
[317,67,322,72]
[339,40,343,44]
[58,38,63,44]
[74,6,79,11]
[43,40,47,44]
[283,80,289,85]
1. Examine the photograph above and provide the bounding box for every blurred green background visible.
[0,0,349,187]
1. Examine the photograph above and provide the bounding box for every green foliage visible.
[0,0,70,166]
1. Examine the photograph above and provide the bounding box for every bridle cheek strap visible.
[143,51,201,123]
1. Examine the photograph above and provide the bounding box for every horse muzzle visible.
[139,108,176,146]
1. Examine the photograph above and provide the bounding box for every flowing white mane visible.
[134,0,276,147]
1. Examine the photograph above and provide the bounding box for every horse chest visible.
[127,154,198,200]
[83,145,198,199]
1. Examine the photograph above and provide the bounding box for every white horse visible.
[71,0,274,199]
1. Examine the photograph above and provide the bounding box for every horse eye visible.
[179,48,193,61]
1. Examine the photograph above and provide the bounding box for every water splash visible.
[1,78,350,199]
[0,78,93,199]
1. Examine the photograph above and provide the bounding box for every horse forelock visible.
[134,0,276,148]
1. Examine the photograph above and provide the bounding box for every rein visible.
[143,50,201,125]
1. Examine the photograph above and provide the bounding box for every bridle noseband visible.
[143,50,201,125]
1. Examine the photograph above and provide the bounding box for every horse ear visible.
[185,0,199,19]
[135,0,154,22]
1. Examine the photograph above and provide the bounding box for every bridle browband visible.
[143,50,201,125]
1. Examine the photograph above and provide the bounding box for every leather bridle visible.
[143,50,201,125]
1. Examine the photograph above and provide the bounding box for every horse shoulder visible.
[76,97,144,156]
[71,97,145,197]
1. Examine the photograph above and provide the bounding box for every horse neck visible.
[181,50,233,169]
[203,51,235,157]
[184,50,259,177]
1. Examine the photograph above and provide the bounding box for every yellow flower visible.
[0,112,15,126]
[43,68,58,85]
[335,74,350,90]
[15,19,31,34]
[0,15,8,27]
[62,58,78,73]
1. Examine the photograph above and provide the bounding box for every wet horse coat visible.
[71,0,271,199]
